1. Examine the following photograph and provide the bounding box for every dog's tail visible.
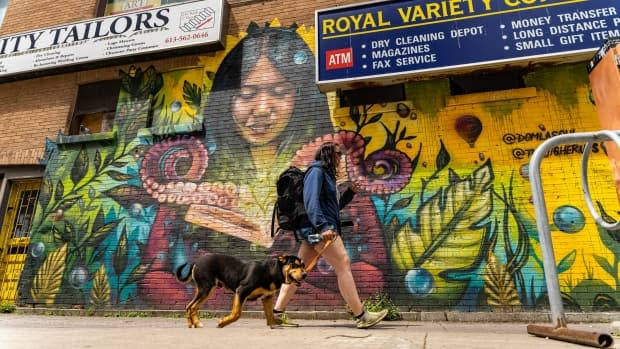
[175,262,194,284]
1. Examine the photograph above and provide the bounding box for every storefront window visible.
[70,80,120,135]
[0,0,8,27]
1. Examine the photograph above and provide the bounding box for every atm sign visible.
[325,48,353,70]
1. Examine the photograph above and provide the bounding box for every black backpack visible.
[271,166,308,239]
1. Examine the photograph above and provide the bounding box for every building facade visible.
[0,0,619,314]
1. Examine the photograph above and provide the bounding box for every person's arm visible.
[339,188,355,210]
[338,181,360,209]
[303,168,333,233]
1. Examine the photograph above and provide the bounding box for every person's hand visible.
[321,229,337,241]
[350,181,361,193]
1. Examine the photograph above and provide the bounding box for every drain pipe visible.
[527,130,616,348]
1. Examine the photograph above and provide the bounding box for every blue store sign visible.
[316,0,620,91]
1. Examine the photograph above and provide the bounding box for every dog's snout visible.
[301,271,307,279]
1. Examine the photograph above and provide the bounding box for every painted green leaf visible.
[593,254,614,276]
[71,147,89,186]
[106,171,134,181]
[113,227,129,276]
[39,176,52,210]
[182,81,202,110]
[556,249,576,274]
[91,221,119,248]
[436,140,450,171]
[31,244,67,304]
[55,180,64,203]
[94,149,102,171]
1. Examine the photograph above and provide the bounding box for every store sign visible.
[105,0,162,16]
[316,0,620,91]
[0,0,227,82]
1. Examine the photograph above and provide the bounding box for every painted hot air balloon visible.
[455,115,482,148]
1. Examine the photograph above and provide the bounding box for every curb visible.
[13,307,620,323]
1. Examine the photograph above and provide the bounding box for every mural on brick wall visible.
[18,20,620,313]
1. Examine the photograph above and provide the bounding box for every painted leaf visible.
[435,140,450,171]
[484,252,521,308]
[415,160,493,269]
[71,147,89,186]
[125,263,152,285]
[89,264,111,308]
[182,81,202,110]
[55,180,64,203]
[39,176,52,210]
[556,249,576,274]
[113,227,129,276]
[593,254,614,276]
[391,221,424,270]
[31,244,68,304]
[106,170,134,181]
[94,149,102,171]
[91,221,119,248]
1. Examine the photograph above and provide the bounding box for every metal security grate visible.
[10,189,39,239]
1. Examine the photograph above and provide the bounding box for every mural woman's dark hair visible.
[203,23,332,182]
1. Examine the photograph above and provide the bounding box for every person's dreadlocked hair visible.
[315,142,338,177]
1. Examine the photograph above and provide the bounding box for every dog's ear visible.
[277,255,288,264]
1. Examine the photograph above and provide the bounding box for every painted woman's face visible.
[231,56,295,145]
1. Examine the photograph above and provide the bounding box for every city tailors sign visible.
[0,0,227,82]
[316,0,620,91]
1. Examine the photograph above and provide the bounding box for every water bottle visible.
[307,233,322,244]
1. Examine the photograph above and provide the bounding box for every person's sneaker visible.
[274,312,299,327]
[355,309,388,329]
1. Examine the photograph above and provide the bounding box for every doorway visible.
[0,179,41,303]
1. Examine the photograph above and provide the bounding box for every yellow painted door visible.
[0,179,40,303]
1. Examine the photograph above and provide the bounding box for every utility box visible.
[588,38,620,202]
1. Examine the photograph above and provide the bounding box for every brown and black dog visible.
[175,254,307,328]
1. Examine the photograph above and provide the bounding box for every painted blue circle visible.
[69,266,89,289]
[294,50,308,65]
[553,205,585,233]
[130,203,143,218]
[30,242,45,258]
[405,267,434,298]
[170,100,182,112]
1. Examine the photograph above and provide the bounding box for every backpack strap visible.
[271,203,278,238]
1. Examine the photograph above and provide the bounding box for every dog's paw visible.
[196,321,204,328]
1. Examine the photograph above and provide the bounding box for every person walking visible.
[273,142,388,329]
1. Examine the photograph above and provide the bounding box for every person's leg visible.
[320,237,388,329]
[318,237,364,315]
[274,242,318,311]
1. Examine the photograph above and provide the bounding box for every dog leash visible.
[305,236,336,272]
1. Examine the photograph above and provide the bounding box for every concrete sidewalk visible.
[0,313,618,349]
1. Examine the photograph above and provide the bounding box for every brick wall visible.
[6,1,620,315]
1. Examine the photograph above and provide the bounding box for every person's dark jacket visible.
[303,161,355,234]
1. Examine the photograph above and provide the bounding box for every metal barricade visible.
[526,130,616,348]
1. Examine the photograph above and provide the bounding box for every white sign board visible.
[0,0,227,81]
